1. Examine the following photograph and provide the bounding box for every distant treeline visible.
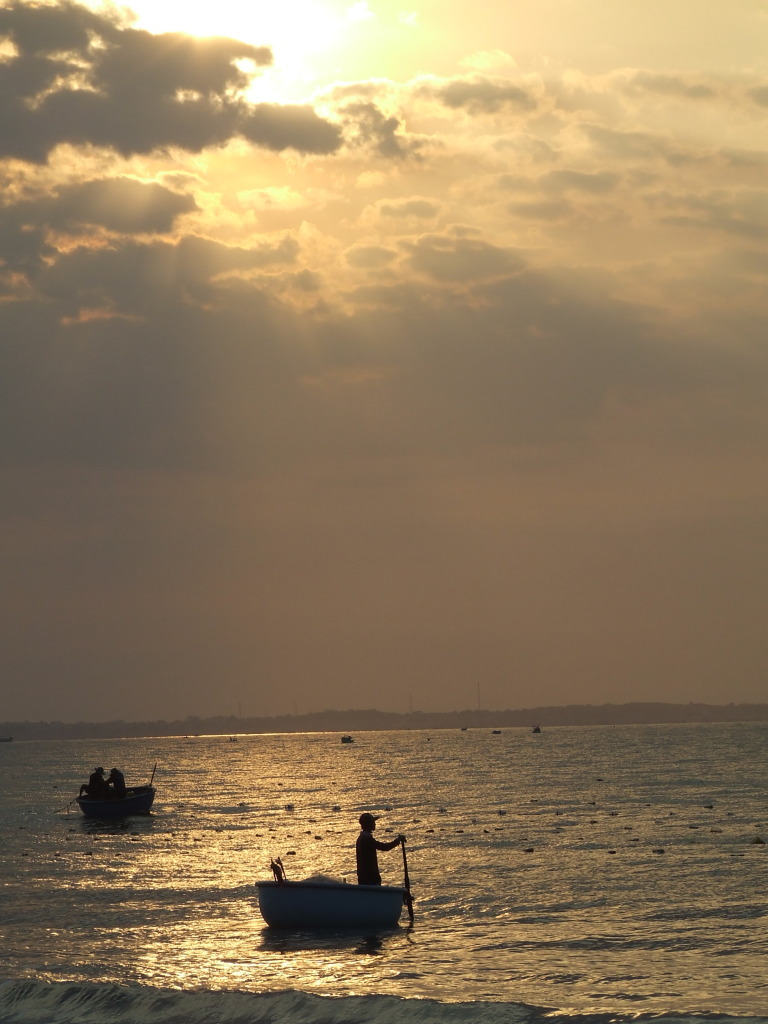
[2,702,767,741]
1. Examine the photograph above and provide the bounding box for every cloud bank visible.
[2,1,767,721]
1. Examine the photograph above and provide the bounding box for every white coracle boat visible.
[256,869,410,930]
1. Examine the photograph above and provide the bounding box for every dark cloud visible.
[401,233,524,282]
[579,123,669,161]
[345,245,398,269]
[508,198,572,220]
[38,178,197,234]
[0,0,346,159]
[0,0,111,56]
[88,24,269,99]
[0,220,693,476]
[722,247,768,276]
[0,215,52,276]
[0,249,646,475]
[747,85,768,107]
[239,104,342,154]
[0,178,196,287]
[34,234,300,316]
[539,169,620,194]
[2,1,768,719]
[722,148,768,168]
[2,218,767,716]
[379,198,441,219]
[0,260,300,474]
[624,71,717,100]
[654,190,768,239]
[420,75,537,115]
[338,100,416,159]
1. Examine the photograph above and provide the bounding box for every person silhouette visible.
[355,812,406,885]
[79,767,109,799]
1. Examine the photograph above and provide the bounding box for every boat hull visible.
[256,879,406,930]
[76,785,156,818]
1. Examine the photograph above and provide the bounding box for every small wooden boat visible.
[340,735,354,743]
[0,736,12,742]
[76,784,156,818]
[256,878,408,930]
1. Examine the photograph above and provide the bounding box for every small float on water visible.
[340,734,354,743]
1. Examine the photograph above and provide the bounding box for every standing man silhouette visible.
[355,812,406,885]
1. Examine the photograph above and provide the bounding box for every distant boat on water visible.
[340,735,354,743]
[0,736,12,742]
[76,784,155,818]
[532,725,542,734]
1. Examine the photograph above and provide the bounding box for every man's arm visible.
[374,833,406,851]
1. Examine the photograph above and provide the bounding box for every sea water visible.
[1,723,766,1023]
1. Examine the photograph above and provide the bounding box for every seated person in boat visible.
[106,767,126,798]
[79,766,109,799]
[356,812,406,885]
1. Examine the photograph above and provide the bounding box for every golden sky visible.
[1,0,767,722]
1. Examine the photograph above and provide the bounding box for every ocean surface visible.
[1,723,766,1024]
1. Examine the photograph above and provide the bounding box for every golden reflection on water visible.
[5,724,768,1009]
[41,732,431,992]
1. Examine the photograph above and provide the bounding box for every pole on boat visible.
[401,840,414,924]
[149,762,157,787]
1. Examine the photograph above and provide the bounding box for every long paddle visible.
[401,839,414,924]
[149,762,157,787]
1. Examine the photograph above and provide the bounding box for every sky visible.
[2,0,767,723]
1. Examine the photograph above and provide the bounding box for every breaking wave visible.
[0,980,765,1024]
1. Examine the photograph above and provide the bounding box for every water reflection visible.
[78,816,155,836]
[259,928,393,956]
[5,725,766,1009]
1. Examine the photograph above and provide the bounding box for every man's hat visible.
[359,812,379,828]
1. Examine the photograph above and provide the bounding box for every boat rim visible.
[256,879,406,894]
[76,784,155,804]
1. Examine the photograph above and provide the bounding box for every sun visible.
[118,0,351,99]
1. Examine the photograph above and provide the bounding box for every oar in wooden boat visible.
[401,840,414,924]
[148,762,158,787]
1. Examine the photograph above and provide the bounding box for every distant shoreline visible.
[2,702,767,741]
